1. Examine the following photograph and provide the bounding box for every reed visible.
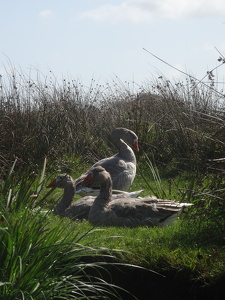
[1,66,225,177]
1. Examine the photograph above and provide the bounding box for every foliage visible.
[1,65,225,297]
[0,212,134,299]
[0,159,224,298]
[1,66,225,177]
[0,163,140,300]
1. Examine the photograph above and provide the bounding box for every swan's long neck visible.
[88,173,112,223]
[112,136,136,162]
[54,183,75,215]
[97,175,112,207]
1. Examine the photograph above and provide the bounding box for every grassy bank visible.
[0,158,225,299]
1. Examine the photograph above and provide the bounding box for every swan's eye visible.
[57,174,68,181]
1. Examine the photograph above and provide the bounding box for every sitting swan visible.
[47,173,143,220]
[75,127,139,195]
[82,166,193,227]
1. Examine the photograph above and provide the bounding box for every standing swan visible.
[47,174,143,220]
[75,128,139,195]
[82,166,193,227]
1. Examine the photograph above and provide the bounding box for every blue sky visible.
[1,0,225,89]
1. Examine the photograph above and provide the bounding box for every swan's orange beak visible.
[133,140,139,152]
[83,172,93,185]
[47,178,57,188]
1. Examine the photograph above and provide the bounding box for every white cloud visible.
[153,0,225,19]
[78,0,225,23]
[38,10,54,20]
[79,3,152,23]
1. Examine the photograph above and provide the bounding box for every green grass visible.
[44,159,225,286]
[1,159,225,298]
[45,214,225,283]
[0,160,137,299]
[0,209,141,299]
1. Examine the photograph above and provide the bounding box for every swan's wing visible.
[108,198,157,218]
[111,190,143,198]
[94,157,136,190]
[108,197,193,225]
[76,148,136,192]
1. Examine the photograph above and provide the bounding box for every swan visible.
[82,166,193,227]
[75,128,139,195]
[46,173,143,220]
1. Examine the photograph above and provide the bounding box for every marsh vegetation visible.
[0,65,225,299]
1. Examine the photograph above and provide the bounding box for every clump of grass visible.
[0,210,134,299]
[0,162,144,300]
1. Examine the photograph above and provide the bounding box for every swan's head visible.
[111,128,139,152]
[47,174,72,188]
[83,166,110,186]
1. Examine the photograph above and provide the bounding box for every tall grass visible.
[0,161,142,300]
[1,65,225,175]
[0,212,131,299]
